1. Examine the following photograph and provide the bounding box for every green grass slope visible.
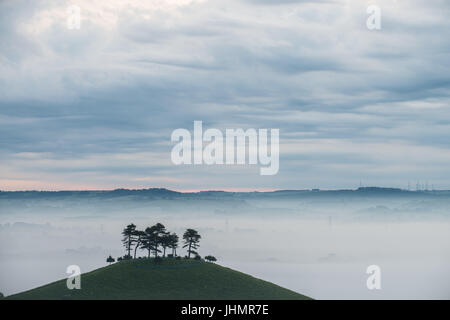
[6,258,311,300]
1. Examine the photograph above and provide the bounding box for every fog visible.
[0,189,449,299]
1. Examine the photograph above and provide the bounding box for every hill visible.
[6,258,311,300]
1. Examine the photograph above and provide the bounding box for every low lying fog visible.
[1,192,449,299]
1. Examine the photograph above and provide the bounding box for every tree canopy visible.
[121,223,137,258]
[182,229,201,258]
[205,255,217,263]
[117,224,207,262]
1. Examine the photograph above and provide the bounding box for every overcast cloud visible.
[0,0,449,190]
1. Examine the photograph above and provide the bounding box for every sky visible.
[0,0,450,191]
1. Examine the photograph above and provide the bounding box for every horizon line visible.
[0,186,445,193]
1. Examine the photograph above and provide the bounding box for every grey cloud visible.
[0,0,449,189]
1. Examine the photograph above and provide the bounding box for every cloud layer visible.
[1,0,450,190]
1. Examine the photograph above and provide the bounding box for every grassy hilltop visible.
[6,258,311,300]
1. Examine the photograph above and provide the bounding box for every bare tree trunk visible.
[133,239,140,259]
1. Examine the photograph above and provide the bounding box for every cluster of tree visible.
[119,223,207,260]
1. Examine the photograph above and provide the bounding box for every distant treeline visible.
[1,187,448,201]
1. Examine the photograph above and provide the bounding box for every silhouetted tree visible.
[106,255,115,265]
[141,224,168,258]
[150,223,167,257]
[205,255,217,263]
[168,233,179,256]
[141,226,158,258]
[133,230,146,259]
[154,223,167,255]
[122,223,137,257]
[183,229,201,258]
[160,233,171,257]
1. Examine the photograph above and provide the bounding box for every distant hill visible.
[1,187,448,201]
[5,258,311,300]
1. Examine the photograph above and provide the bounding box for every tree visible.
[168,233,179,256]
[133,230,146,259]
[160,233,171,257]
[204,255,217,263]
[122,223,137,257]
[183,229,201,258]
[151,223,166,257]
[106,255,115,265]
[141,226,159,258]
[141,223,166,258]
